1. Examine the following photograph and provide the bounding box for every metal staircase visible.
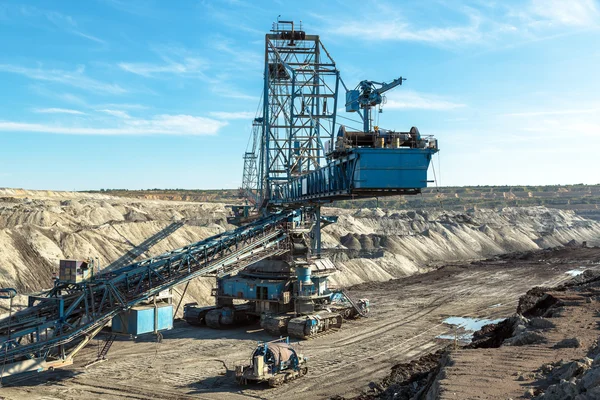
[339,288,369,317]
[97,334,117,361]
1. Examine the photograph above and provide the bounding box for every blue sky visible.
[0,0,599,190]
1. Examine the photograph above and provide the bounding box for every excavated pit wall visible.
[322,206,600,287]
[1,189,599,315]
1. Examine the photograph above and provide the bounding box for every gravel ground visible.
[2,247,599,399]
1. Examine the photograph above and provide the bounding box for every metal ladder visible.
[84,333,117,369]
[97,334,117,360]
[339,288,369,317]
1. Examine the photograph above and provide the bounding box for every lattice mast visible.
[240,118,262,205]
[258,20,340,208]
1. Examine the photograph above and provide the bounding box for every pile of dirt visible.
[331,350,449,400]
[533,357,600,399]
[467,318,517,348]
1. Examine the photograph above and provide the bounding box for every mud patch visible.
[517,287,561,317]
[467,318,516,348]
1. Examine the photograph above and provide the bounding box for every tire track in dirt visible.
[324,294,456,348]
[281,265,574,399]
[5,248,598,400]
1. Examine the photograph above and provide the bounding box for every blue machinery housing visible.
[271,147,437,205]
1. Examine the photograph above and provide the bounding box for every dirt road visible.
[2,247,599,399]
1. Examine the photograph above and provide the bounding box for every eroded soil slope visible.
[322,206,600,286]
[1,189,599,314]
[0,189,228,310]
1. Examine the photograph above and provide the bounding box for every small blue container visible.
[112,304,173,336]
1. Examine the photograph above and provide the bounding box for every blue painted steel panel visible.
[219,277,286,300]
[345,90,360,112]
[296,266,312,284]
[353,148,432,189]
[270,146,436,204]
[112,304,173,335]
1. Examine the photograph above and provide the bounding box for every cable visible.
[438,151,442,187]
[149,332,163,366]
[430,152,443,209]
[335,114,364,132]
[174,282,190,317]
[337,114,364,126]
[245,92,264,153]
[431,154,439,190]
[335,122,362,132]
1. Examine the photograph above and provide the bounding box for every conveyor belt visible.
[0,211,295,375]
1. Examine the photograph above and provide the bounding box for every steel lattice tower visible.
[240,118,261,205]
[259,21,339,206]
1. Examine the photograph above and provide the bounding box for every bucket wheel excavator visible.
[184,20,438,339]
[0,20,438,379]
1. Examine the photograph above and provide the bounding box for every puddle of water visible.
[488,303,503,308]
[443,316,504,331]
[566,269,585,277]
[437,333,472,342]
[437,316,504,342]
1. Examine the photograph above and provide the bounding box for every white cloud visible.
[0,114,227,136]
[57,93,88,106]
[321,4,495,45]
[0,64,126,94]
[530,0,600,27]
[34,107,85,115]
[323,0,599,47]
[503,108,600,117]
[215,86,260,101]
[18,5,106,44]
[118,48,207,78]
[99,0,155,17]
[330,17,483,44]
[98,103,149,110]
[208,111,255,120]
[118,61,203,77]
[211,41,263,70]
[126,114,227,135]
[521,119,600,138]
[384,91,466,111]
[98,109,131,119]
[71,30,105,44]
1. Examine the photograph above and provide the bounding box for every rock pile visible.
[535,355,600,399]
